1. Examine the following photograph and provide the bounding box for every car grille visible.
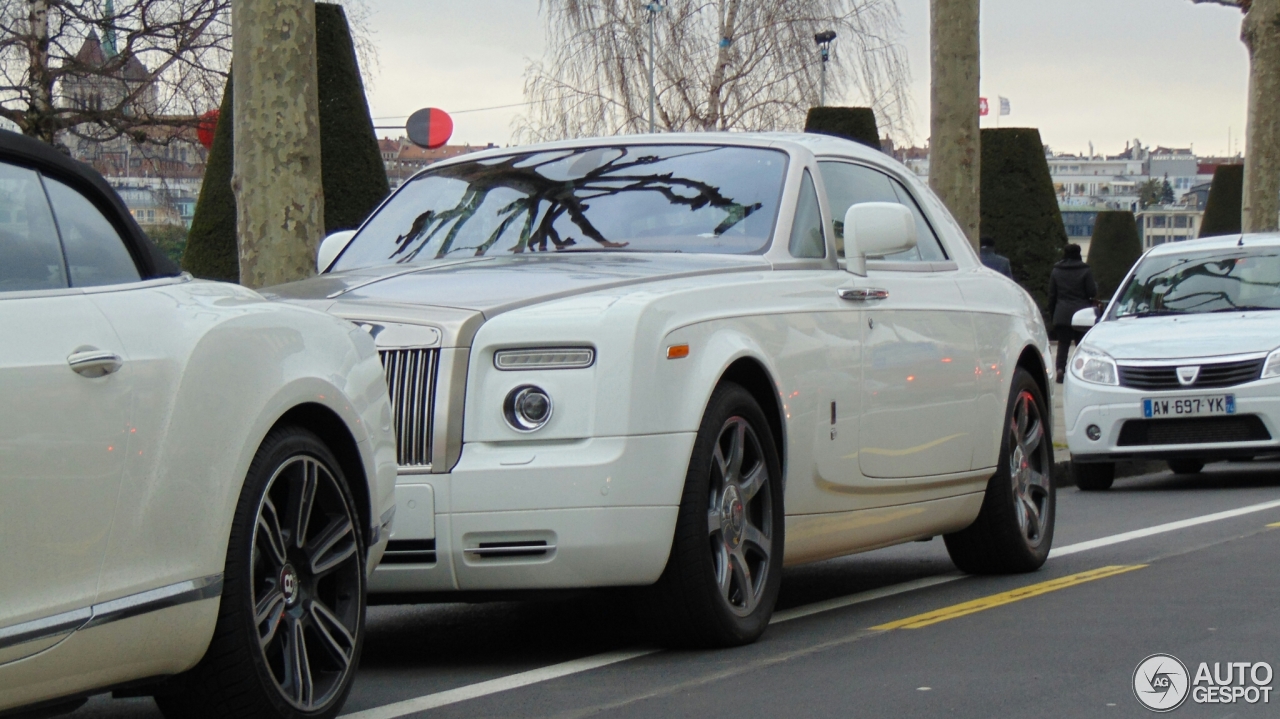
[380,348,439,466]
[1117,415,1271,446]
[1118,358,1265,391]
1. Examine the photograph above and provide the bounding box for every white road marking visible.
[342,496,1280,718]
[1049,497,1280,558]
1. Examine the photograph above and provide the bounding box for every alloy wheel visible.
[252,455,362,711]
[706,417,773,617]
[1008,390,1052,548]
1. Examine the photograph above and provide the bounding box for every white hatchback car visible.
[270,132,1054,646]
[0,130,397,718]
[1066,234,1280,489]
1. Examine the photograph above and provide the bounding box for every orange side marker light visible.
[667,344,690,360]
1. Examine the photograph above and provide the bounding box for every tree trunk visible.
[928,0,981,250]
[23,0,55,145]
[1242,0,1280,232]
[231,0,325,288]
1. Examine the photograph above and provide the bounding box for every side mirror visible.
[843,202,917,276]
[1071,307,1097,330]
[317,230,356,273]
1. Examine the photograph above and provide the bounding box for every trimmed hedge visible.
[979,128,1068,316]
[181,77,238,281]
[1200,164,1243,238]
[804,107,881,150]
[315,3,389,234]
[1088,211,1142,300]
[182,5,389,282]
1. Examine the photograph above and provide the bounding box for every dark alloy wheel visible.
[648,382,783,648]
[945,368,1055,574]
[157,427,365,719]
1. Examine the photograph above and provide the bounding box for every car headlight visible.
[1070,345,1119,386]
[504,385,553,432]
[494,347,595,370]
[1263,347,1280,379]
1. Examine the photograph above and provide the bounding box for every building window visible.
[1174,215,1188,228]
[1152,216,1167,228]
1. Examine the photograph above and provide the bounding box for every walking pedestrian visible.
[1048,243,1097,383]
[979,235,1013,278]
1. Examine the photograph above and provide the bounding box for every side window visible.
[788,170,826,259]
[43,177,141,287]
[817,161,948,262]
[0,162,67,292]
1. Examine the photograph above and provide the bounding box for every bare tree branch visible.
[516,0,913,144]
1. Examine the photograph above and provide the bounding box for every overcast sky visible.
[361,0,1249,157]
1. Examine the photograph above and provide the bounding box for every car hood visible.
[264,253,770,316]
[1086,311,1280,360]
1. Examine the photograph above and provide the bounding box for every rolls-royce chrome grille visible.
[379,348,438,466]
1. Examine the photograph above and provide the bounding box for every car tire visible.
[1168,459,1205,475]
[945,368,1055,574]
[1072,461,1116,491]
[647,382,784,648]
[156,426,365,719]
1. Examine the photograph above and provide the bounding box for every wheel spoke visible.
[308,515,357,576]
[290,460,318,549]
[741,523,770,561]
[1021,495,1043,540]
[1016,395,1029,439]
[1021,417,1044,455]
[730,546,755,612]
[1026,468,1049,492]
[715,542,734,601]
[738,462,767,503]
[727,420,746,481]
[707,508,721,536]
[285,617,314,707]
[257,497,288,568]
[309,599,356,672]
[255,587,286,649]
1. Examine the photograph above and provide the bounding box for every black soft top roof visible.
[0,128,181,279]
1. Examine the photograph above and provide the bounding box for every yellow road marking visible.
[1267,522,1280,528]
[873,565,1147,630]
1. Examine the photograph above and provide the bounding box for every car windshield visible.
[331,144,788,271]
[1112,246,1280,318]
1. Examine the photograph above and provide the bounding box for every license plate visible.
[1143,395,1236,418]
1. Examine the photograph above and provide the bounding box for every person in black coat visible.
[979,235,1013,278]
[1048,243,1097,383]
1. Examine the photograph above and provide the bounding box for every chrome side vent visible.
[379,348,439,467]
[465,540,553,559]
[382,539,437,565]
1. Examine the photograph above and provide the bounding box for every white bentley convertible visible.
[0,130,397,718]
[270,132,1054,646]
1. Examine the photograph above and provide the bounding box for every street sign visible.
[197,110,219,150]
[406,108,453,149]
[979,97,989,117]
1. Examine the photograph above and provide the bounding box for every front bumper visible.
[1064,377,1280,463]
[370,431,695,594]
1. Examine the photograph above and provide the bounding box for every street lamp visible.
[644,2,666,133]
[814,30,836,107]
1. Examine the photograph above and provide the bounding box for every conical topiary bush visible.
[181,78,238,281]
[315,2,389,234]
[1200,164,1243,238]
[979,128,1069,317]
[1087,211,1142,301]
[804,107,881,150]
[182,5,389,283]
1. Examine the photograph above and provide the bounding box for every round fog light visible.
[1086,424,1101,441]
[504,385,553,432]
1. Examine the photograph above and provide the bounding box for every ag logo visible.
[1134,654,1190,712]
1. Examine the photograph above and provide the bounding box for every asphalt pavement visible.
[68,460,1280,719]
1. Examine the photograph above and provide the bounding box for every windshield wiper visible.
[1207,305,1280,313]
[1118,309,1186,318]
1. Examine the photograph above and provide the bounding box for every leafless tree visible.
[517,0,912,142]
[0,0,375,148]
[1193,0,1280,232]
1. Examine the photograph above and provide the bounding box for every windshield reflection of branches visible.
[387,147,765,262]
[1118,254,1280,316]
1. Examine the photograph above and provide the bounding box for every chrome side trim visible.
[432,347,470,474]
[1117,351,1268,368]
[866,260,959,273]
[0,575,224,650]
[0,608,91,650]
[81,575,223,630]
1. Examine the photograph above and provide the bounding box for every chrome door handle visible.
[838,287,889,301]
[67,349,123,378]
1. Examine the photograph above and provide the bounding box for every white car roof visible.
[1144,232,1280,258]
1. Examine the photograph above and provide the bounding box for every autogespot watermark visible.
[1133,653,1274,712]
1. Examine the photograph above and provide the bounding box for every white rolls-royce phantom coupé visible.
[269,132,1056,646]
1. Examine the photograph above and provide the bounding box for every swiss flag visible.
[979,97,989,117]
